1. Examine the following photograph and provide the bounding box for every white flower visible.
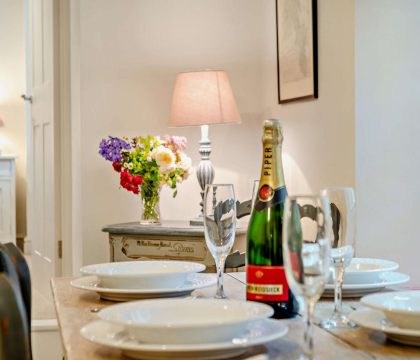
[179,153,192,172]
[146,155,152,162]
[153,146,176,173]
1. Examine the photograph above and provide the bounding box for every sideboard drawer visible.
[103,221,247,272]
[0,161,12,177]
[110,234,214,267]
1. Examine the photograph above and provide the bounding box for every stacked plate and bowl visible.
[333,258,420,346]
[71,260,216,301]
[71,260,288,359]
[323,257,409,297]
[349,290,420,346]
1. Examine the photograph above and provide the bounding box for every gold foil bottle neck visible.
[262,119,283,145]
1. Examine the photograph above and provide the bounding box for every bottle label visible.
[246,265,289,301]
[255,186,286,212]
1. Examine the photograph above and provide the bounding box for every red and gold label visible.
[246,265,289,301]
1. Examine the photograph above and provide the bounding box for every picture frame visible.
[276,0,318,103]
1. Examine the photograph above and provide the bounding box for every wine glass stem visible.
[215,256,227,299]
[333,266,344,315]
[303,298,315,360]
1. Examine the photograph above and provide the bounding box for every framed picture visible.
[276,0,318,103]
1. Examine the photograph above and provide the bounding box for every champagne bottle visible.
[246,119,299,319]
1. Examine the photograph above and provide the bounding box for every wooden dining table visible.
[51,272,420,360]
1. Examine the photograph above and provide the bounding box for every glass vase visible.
[140,191,161,225]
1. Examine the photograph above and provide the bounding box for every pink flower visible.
[164,135,187,151]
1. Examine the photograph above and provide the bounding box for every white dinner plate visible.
[323,272,410,298]
[349,309,420,347]
[98,298,273,344]
[80,319,288,360]
[71,273,216,301]
[80,260,205,289]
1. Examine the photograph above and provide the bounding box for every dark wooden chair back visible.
[0,273,31,360]
[0,243,31,330]
[0,244,32,359]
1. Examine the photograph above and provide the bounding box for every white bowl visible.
[80,260,205,289]
[98,298,274,344]
[361,291,420,330]
[329,258,399,284]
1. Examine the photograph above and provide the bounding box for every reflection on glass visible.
[320,187,357,329]
[283,195,331,360]
[203,184,236,299]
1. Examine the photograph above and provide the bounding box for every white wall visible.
[356,0,420,284]
[0,0,27,241]
[78,0,354,266]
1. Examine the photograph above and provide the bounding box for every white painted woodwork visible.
[25,0,61,299]
[32,319,62,360]
[0,156,17,244]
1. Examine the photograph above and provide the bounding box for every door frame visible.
[61,0,83,276]
[24,0,83,277]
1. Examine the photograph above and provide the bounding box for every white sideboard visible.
[0,155,16,244]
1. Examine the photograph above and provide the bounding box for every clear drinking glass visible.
[319,186,357,329]
[203,184,237,299]
[283,195,331,360]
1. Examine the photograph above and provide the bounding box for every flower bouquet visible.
[99,135,192,224]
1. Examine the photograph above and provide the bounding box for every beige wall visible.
[356,0,420,284]
[78,0,354,265]
[0,0,27,240]
[260,0,355,195]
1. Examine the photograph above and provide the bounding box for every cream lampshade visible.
[169,70,242,225]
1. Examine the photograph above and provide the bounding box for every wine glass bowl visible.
[203,184,236,299]
[283,195,331,360]
[319,186,357,329]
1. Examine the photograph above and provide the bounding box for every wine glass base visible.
[319,313,358,329]
[214,293,228,299]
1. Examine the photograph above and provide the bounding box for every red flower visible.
[112,161,122,172]
[119,170,142,195]
[132,176,143,186]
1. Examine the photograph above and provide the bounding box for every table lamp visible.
[169,70,242,225]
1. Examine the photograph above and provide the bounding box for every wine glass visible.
[283,195,331,360]
[319,186,357,329]
[203,184,237,299]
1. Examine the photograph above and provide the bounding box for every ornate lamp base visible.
[191,124,214,226]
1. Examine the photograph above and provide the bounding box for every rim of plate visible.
[360,290,420,316]
[349,309,420,336]
[80,260,206,278]
[346,258,399,274]
[80,319,288,352]
[324,272,410,290]
[70,274,216,294]
[98,298,274,329]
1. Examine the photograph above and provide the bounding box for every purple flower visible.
[99,136,130,162]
